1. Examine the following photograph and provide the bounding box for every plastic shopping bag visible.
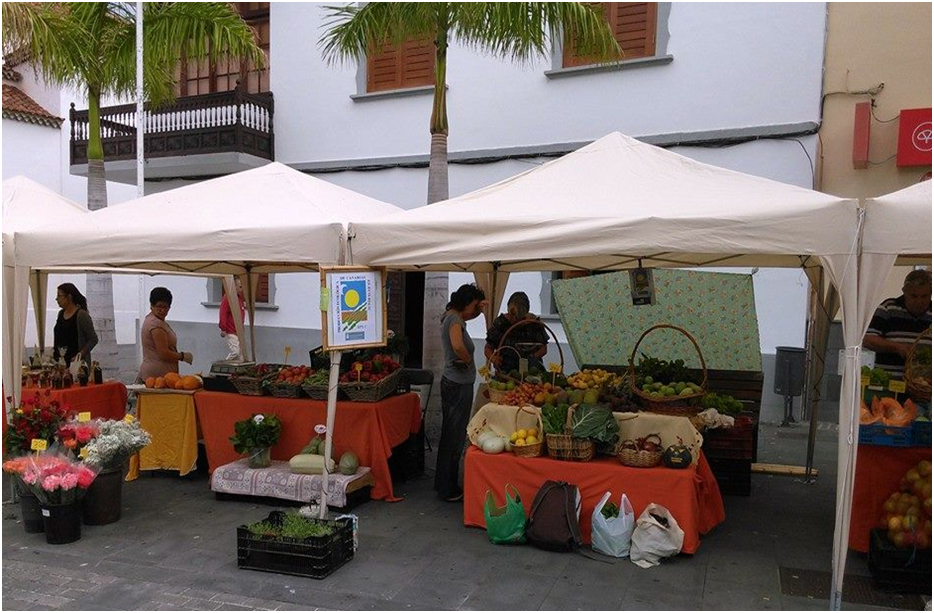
[629,503,684,568]
[484,484,527,544]
[591,492,635,558]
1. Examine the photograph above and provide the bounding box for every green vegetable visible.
[700,392,744,415]
[570,404,619,453]
[635,354,700,387]
[601,501,619,520]
[861,365,891,388]
[541,403,570,435]
[247,513,335,540]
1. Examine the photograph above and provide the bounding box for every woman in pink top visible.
[219,278,246,361]
[138,287,193,382]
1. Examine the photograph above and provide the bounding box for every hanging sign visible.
[629,268,656,306]
[320,266,388,350]
[897,108,932,167]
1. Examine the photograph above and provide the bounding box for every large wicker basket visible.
[617,434,664,468]
[231,375,270,396]
[487,318,564,383]
[267,381,305,398]
[512,406,544,458]
[545,404,594,462]
[301,383,332,401]
[906,327,932,402]
[340,368,402,403]
[629,324,707,416]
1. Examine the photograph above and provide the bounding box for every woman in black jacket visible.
[53,283,98,367]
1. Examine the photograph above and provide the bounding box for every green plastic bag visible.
[484,484,527,544]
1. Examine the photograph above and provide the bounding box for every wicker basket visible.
[487,319,564,383]
[629,324,708,414]
[545,404,595,462]
[511,406,545,458]
[617,434,663,468]
[267,381,305,398]
[231,375,270,396]
[906,327,932,402]
[484,386,509,404]
[301,383,332,401]
[340,368,402,403]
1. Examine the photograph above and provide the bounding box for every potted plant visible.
[2,392,72,534]
[230,414,282,468]
[20,453,98,544]
[81,416,152,525]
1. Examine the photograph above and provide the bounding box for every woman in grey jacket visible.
[53,283,98,367]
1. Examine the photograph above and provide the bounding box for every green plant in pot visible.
[230,414,282,468]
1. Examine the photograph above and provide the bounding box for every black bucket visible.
[82,467,123,525]
[19,490,45,534]
[42,502,82,544]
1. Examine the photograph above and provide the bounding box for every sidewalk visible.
[2,422,927,611]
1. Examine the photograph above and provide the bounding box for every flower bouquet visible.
[82,416,152,471]
[3,391,72,456]
[20,453,98,506]
[56,419,101,455]
[230,414,282,468]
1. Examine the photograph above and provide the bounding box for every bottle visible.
[63,367,74,388]
[51,367,64,390]
[77,360,89,387]
[38,369,48,388]
[92,361,103,385]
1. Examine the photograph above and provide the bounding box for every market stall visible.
[19,382,127,421]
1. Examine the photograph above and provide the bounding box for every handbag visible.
[484,484,527,544]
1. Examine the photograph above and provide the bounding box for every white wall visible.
[272,2,826,164]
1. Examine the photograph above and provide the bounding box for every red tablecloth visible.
[848,444,931,553]
[194,391,422,502]
[20,383,128,421]
[464,447,725,554]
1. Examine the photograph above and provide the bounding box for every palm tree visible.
[320,3,621,431]
[3,2,263,378]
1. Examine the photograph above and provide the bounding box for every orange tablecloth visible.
[194,391,422,501]
[20,383,127,421]
[848,444,930,553]
[464,447,725,554]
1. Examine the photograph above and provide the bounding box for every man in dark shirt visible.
[484,292,549,374]
[864,270,932,379]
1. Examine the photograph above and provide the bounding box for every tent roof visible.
[863,180,932,260]
[349,132,859,272]
[3,176,87,262]
[15,162,401,274]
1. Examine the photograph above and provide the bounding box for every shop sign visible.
[320,266,387,350]
[897,108,932,167]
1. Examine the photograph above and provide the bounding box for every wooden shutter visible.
[254,273,270,304]
[563,3,657,68]
[367,38,435,93]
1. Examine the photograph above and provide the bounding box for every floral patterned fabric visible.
[553,270,762,372]
[210,459,373,507]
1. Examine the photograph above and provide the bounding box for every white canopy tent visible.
[350,132,870,607]
[3,177,89,412]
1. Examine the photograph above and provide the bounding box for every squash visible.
[289,454,335,475]
[164,372,181,388]
[481,436,506,454]
[476,430,497,449]
[338,452,360,476]
[180,375,201,390]
[144,377,156,389]
[154,377,165,389]
[300,436,324,455]
[663,444,693,469]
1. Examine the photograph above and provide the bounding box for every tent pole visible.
[320,349,341,519]
[244,267,257,362]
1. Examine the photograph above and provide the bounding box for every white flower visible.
[253,414,265,424]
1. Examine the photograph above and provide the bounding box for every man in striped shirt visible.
[863,270,932,379]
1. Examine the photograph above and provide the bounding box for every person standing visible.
[52,283,98,367]
[219,278,246,361]
[436,283,487,502]
[484,291,549,374]
[138,287,193,382]
[864,269,932,379]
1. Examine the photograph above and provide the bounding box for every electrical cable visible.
[870,102,899,124]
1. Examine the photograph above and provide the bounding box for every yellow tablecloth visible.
[127,392,199,480]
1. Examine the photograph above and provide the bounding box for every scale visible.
[209,360,255,378]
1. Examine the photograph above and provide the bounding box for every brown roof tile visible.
[2,84,62,128]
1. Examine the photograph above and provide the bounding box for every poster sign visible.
[320,266,387,350]
[897,108,932,167]
[629,268,656,306]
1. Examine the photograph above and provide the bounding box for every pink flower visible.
[76,467,96,489]
[41,475,62,492]
[76,429,93,444]
[22,470,38,485]
[60,473,78,490]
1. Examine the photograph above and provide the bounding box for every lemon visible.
[515,438,526,446]
[517,429,528,440]
[526,435,538,445]
[510,432,519,443]
[526,427,538,438]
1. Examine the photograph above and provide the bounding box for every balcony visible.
[69,90,274,184]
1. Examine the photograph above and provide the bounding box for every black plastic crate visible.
[388,433,425,483]
[867,529,932,593]
[707,458,751,497]
[237,512,354,579]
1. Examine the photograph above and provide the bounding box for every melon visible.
[339,451,360,476]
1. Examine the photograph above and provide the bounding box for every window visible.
[563,3,658,68]
[176,3,270,96]
[366,37,435,93]
[206,274,273,306]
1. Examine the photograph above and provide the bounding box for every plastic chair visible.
[401,368,434,452]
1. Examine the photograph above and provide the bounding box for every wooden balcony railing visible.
[70,89,274,166]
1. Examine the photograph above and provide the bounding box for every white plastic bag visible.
[629,503,684,568]
[591,492,635,558]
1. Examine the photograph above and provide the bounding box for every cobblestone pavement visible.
[1,422,925,611]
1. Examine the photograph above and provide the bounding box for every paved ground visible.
[2,420,930,611]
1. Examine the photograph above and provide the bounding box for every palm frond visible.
[1,2,90,90]
[319,3,442,66]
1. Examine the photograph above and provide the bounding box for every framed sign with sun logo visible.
[320,266,388,350]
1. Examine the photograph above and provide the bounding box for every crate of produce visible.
[340,367,402,403]
[268,365,314,398]
[858,423,915,447]
[702,416,757,460]
[867,528,932,593]
[913,420,931,447]
[237,511,354,579]
[230,364,283,396]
